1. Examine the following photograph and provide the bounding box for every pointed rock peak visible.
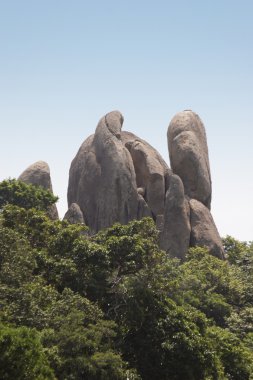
[68,110,139,233]
[96,110,124,139]
[18,160,59,220]
[18,160,52,191]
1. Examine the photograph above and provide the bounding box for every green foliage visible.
[0,323,55,380]
[207,326,253,379]
[223,237,253,304]
[0,178,58,211]
[0,226,36,288]
[42,318,129,380]
[0,182,253,379]
[115,285,219,380]
[223,235,249,264]
[179,247,244,325]
[1,204,57,248]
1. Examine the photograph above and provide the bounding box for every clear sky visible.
[1,1,252,241]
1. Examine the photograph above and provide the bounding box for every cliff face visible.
[67,110,224,259]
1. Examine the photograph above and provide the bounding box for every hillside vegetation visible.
[0,179,253,379]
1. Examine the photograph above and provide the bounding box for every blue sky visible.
[1,1,252,240]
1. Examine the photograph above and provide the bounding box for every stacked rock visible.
[67,110,224,260]
[164,111,224,259]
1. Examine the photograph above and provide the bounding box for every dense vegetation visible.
[0,179,253,379]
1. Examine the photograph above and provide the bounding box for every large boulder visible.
[19,161,53,190]
[168,110,212,209]
[122,131,171,219]
[67,109,224,262]
[18,161,58,219]
[68,111,143,233]
[64,203,84,224]
[160,174,191,259]
[189,199,224,259]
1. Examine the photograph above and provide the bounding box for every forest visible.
[0,179,253,379]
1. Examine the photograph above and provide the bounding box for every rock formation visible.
[168,110,212,209]
[64,203,84,224]
[67,109,224,260]
[19,161,52,190]
[121,131,171,219]
[68,111,175,234]
[159,174,191,259]
[18,161,58,220]
[189,199,224,259]
[68,111,140,233]
[167,111,224,259]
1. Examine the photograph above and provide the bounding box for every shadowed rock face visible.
[168,110,212,209]
[121,131,172,219]
[18,161,58,220]
[64,203,84,224]
[159,174,191,259]
[189,199,224,259]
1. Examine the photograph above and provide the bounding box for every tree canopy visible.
[0,179,252,379]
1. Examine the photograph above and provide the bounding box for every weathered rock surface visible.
[137,193,153,219]
[18,161,58,219]
[64,203,84,224]
[189,199,224,259]
[160,174,191,259]
[168,110,212,209]
[19,161,53,190]
[122,131,171,219]
[67,109,224,261]
[68,111,142,233]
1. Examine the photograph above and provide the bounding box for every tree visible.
[207,326,253,380]
[179,247,244,326]
[0,179,57,212]
[0,323,55,380]
[1,181,253,379]
[223,235,249,265]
